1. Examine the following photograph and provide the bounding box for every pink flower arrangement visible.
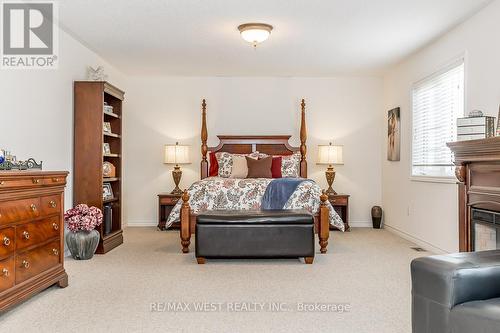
[64,204,103,232]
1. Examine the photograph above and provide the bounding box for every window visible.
[412,59,465,179]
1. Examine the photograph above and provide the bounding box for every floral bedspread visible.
[166,177,344,231]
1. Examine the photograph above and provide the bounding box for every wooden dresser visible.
[0,171,68,312]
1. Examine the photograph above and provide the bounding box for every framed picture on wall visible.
[387,107,401,161]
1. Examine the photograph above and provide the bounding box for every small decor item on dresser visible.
[371,206,383,229]
[0,157,42,170]
[0,149,4,164]
[64,204,103,260]
[87,65,108,81]
[102,183,114,200]
[103,161,116,178]
[103,122,112,134]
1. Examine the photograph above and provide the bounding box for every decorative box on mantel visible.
[447,137,500,252]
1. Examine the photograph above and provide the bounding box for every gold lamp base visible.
[325,165,337,195]
[171,165,183,195]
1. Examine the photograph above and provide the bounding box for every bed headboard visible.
[200,99,308,179]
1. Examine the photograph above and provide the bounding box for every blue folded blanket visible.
[261,178,307,210]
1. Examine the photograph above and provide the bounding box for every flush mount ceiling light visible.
[238,23,273,48]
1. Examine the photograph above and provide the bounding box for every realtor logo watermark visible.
[150,301,352,313]
[1,1,58,69]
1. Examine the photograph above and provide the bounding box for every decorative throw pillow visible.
[271,156,282,178]
[246,156,272,178]
[229,155,248,178]
[281,153,301,178]
[208,152,218,177]
[216,152,260,178]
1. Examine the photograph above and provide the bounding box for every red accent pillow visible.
[209,152,218,177]
[271,156,282,178]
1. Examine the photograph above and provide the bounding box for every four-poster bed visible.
[175,99,334,254]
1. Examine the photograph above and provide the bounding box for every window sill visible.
[410,176,457,184]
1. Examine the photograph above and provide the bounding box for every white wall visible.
[124,77,383,227]
[0,27,126,211]
[382,0,500,253]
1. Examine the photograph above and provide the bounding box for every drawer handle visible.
[52,248,59,256]
[22,231,30,240]
[0,181,4,185]
[49,200,57,208]
[53,223,59,231]
[52,178,60,182]
[32,178,40,184]
[30,204,37,212]
[2,268,8,277]
[22,260,30,269]
[2,236,10,246]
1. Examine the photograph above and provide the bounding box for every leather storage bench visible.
[195,210,315,264]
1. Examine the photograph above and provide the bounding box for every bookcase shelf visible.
[74,81,125,254]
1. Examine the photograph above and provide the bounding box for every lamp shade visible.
[317,143,344,165]
[164,143,190,164]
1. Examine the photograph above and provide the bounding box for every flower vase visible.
[65,230,100,260]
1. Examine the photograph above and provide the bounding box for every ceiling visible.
[57,0,492,76]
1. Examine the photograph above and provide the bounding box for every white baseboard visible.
[127,220,157,227]
[127,220,373,228]
[384,224,449,254]
[349,221,372,228]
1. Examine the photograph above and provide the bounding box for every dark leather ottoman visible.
[195,210,315,264]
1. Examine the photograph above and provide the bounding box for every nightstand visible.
[158,193,182,230]
[328,193,350,231]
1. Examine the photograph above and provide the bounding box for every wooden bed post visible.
[300,99,307,177]
[319,191,330,253]
[200,99,208,179]
[180,190,191,253]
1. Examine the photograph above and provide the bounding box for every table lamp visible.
[164,142,191,195]
[317,142,344,195]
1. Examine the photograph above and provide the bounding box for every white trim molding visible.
[384,224,450,254]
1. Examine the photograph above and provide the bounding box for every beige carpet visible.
[0,228,428,333]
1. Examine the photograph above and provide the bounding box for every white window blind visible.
[412,59,464,178]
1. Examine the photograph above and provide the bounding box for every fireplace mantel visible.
[447,137,500,251]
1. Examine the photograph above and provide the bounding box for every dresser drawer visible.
[329,197,348,206]
[40,195,61,216]
[0,256,15,292]
[0,176,45,190]
[0,197,40,225]
[0,227,15,259]
[15,239,60,284]
[159,196,180,205]
[16,216,60,251]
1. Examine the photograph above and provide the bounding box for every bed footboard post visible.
[319,191,330,253]
[180,190,191,253]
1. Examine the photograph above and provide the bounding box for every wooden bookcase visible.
[73,81,124,254]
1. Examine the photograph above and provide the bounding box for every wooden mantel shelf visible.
[448,137,500,165]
